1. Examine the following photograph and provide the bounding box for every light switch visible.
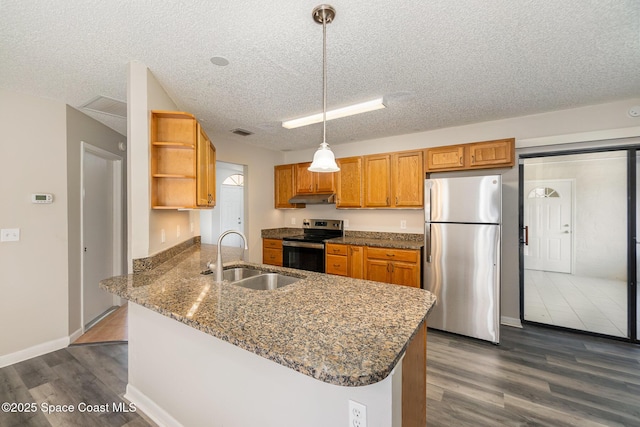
[1,228,20,242]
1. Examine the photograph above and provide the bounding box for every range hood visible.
[288,193,336,204]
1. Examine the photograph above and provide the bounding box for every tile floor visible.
[524,269,628,337]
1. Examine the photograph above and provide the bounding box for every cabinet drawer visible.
[263,248,283,266]
[326,254,348,276]
[263,239,283,249]
[326,243,348,256]
[366,247,419,263]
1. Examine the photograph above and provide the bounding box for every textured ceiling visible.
[1,1,639,151]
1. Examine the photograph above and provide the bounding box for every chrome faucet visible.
[214,230,248,283]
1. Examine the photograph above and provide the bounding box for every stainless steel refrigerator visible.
[424,175,501,343]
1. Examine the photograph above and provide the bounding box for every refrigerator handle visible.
[425,223,432,263]
[424,180,431,221]
[521,225,529,246]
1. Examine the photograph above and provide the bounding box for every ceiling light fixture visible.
[282,97,386,129]
[308,4,340,173]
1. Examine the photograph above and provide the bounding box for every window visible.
[528,187,559,198]
[222,174,244,187]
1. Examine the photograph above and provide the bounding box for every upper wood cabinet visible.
[196,124,216,207]
[295,162,335,194]
[426,138,515,172]
[364,150,424,208]
[150,110,216,209]
[336,157,363,208]
[468,138,514,168]
[426,145,464,171]
[274,165,305,209]
[392,150,424,207]
[364,154,392,207]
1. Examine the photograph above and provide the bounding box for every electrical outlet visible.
[190,222,194,233]
[177,225,181,237]
[400,220,407,229]
[348,400,367,427]
[1,228,20,242]
[161,229,166,243]
[291,217,296,225]
[344,219,349,228]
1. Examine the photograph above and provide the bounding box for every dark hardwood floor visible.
[0,343,155,427]
[1,325,638,426]
[427,325,640,426]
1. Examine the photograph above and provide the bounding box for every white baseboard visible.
[0,336,69,368]
[125,384,182,427]
[501,316,523,328]
[69,327,83,343]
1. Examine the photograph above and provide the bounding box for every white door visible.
[524,180,573,273]
[83,149,118,327]
[220,184,244,247]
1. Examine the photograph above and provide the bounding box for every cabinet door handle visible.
[395,196,398,205]
[386,253,395,257]
[386,197,389,205]
[459,156,463,165]
[471,155,475,163]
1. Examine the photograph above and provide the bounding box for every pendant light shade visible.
[308,4,340,173]
[308,141,339,172]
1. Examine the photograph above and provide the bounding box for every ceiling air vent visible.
[231,128,253,137]
[79,95,127,118]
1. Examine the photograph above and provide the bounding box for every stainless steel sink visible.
[230,273,299,290]
[222,267,263,282]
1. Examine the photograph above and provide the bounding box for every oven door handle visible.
[282,241,325,250]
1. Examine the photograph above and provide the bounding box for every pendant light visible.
[308,4,340,173]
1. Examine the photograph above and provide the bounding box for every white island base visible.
[125,303,411,427]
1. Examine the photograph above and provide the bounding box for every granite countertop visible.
[326,236,423,250]
[261,228,424,249]
[101,244,435,387]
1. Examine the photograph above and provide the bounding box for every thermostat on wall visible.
[32,193,53,204]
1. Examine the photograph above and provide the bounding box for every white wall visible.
[128,62,200,262]
[281,98,640,320]
[0,90,69,364]
[127,302,400,427]
[129,62,285,264]
[66,105,127,336]
[202,136,284,263]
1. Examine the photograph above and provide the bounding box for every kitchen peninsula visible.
[101,243,435,427]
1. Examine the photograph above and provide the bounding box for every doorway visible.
[219,173,245,247]
[200,161,246,245]
[81,142,123,330]
[520,149,637,342]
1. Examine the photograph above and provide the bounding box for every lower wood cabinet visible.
[364,247,421,288]
[325,243,364,278]
[326,243,419,287]
[348,245,364,279]
[262,239,283,266]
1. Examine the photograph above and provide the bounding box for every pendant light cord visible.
[322,9,327,145]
